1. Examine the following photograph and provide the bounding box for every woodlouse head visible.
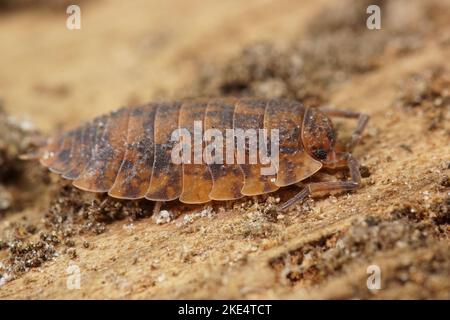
[301,108,337,167]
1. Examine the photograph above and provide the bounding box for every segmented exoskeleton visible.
[26,98,369,210]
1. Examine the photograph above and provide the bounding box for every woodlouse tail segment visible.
[38,115,106,178]
[61,126,85,179]
[234,98,279,196]
[178,101,213,204]
[204,98,245,201]
[63,122,95,180]
[277,152,361,211]
[108,105,156,199]
[145,102,184,201]
[73,108,130,192]
[45,130,78,174]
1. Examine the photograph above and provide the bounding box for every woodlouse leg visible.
[153,201,164,215]
[278,153,361,211]
[294,172,339,187]
[319,108,369,151]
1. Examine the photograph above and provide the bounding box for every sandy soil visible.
[0,0,449,299]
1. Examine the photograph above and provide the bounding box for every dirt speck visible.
[270,214,445,289]
[396,67,450,132]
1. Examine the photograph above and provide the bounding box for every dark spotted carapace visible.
[33,98,369,208]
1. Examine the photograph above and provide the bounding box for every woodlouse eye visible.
[313,148,328,160]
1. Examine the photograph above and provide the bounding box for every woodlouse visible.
[24,98,369,211]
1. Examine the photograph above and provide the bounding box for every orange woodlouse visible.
[23,98,369,211]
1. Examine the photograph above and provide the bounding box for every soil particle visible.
[1,235,57,277]
[44,185,154,237]
[66,248,77,260]
[153,210,174,225]
[396,67,450,132]
[439,175,450,189]
[0,183,155,281]
[359,165,371,178]
[192,0,444,106]
[431,196,450,227]
[270,215,441,286]
[268,194,450,291]
[312,241,450,299]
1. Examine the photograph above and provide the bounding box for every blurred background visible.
[1,0,447,132]
[1,0,326,131]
